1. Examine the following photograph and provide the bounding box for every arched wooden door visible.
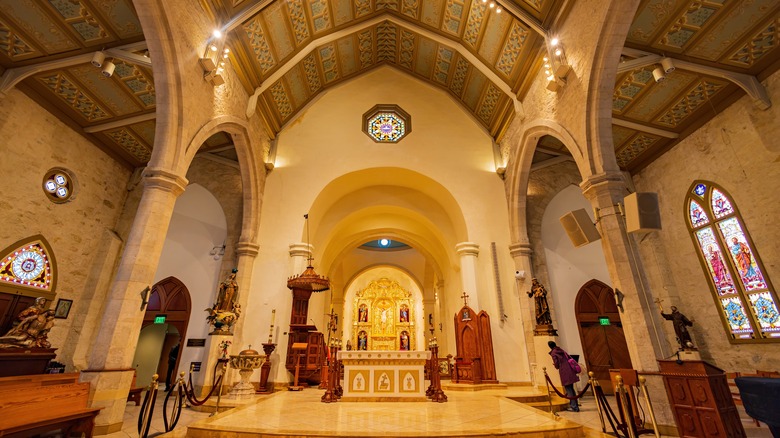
[141,277,191,385]
[575,279,632,394]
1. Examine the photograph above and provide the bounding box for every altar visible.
[338,350,431,401]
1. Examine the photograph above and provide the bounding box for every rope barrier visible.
[543,371,591,400]
[163,373,185,432]
[137,374,159,438]
[182,361,226,406]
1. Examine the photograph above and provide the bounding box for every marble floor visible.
[110,386,773,438]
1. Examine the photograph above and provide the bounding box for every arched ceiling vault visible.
[202,0,571,140]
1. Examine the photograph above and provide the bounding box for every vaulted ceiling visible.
[0,0,778,172]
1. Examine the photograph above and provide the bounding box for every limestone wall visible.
[0,88,132,356]
[632,71,780,372]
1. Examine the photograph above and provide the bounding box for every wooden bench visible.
[0,373,102,437]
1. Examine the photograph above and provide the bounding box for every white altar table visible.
[337,350,431,401]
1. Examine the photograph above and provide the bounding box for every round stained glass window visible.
[42,168,77,204]
[362,104,411,143]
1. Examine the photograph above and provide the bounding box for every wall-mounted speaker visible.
[624,192,662,233]
[559,209,601,248]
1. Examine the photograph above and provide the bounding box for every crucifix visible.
[654,297,664,312]
[460,291,470,307]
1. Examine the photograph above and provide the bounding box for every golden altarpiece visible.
[352,278,416,351]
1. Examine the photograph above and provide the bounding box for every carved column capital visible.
[142,167,188,196]
[455,242,480,257]
[509,242,533,257]
[236,241,260,258]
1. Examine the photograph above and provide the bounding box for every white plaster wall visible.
[245,66,529,384]
[541,185,612,358]
[152,183,227,377]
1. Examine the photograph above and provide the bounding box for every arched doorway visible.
[132,277,191,388]
[575,279,632,394]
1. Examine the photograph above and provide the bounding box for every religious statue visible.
[15,297,48,323]
[0,309,56,348]
[357,331,367,350]
[657,300,695,350]
[400,331,409,350]
[527,278,553,326]
[358,304,368,322]
[205,269,241,334]
[399,305,409,323]
[215,269,239,312]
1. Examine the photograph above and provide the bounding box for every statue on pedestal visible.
[657,299,695,350]
[527,278,556,335]
[0,308,56,348]
[206,269,241,334]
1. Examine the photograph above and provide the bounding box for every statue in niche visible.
[358,304,368,322]
[399,304,409,322]
[214,269,239,312]
[0,309,56,348]
[400,331,410,350]
[527,278,553,326]
[358,331,367,350]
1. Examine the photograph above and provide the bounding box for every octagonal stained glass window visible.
[362,104,411,143]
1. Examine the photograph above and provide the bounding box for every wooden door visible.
[575,279,632,394]
[140,277,191,374]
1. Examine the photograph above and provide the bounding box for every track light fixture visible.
[90,51,105,68]
[661,57,675,74]
[652,67,666,83]
[101,59,115,78]
[199,28,231,86]
[544,37,570,92]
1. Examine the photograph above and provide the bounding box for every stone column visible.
[580,173,666,367]
[455,242,480,309]
[509,242,537,383]
[81,168,187,434]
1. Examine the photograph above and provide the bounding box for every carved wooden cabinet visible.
[658,360,745,437]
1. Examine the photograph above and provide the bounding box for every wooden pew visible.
[0,373,102,437]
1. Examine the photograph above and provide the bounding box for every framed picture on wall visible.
[54,299,73,319]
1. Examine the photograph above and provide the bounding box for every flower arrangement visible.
[219,340,232,358]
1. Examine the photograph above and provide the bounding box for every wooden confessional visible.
[452,305,498,384]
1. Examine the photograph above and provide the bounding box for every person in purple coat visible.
[548,341,580,412]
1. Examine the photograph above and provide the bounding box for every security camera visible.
[514,270,526,280]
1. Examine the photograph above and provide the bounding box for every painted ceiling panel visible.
[615,133,661,168]
[654,78,727,128]
[302,52,323,93]
[655,2,726,52]
[243,15,277,74]
[47,0,112,45]
[132,120,156,146]
[495,20,528,78]
[432,46,454,85]
[398,28,415,69]
[332,0,354,26]
[612,67,654,115]
[623,69,697,122]
[337,36,358,75]
[476,83,501,124]
[376,0,399,12]
[92,0,143,39]
[68,64,141,116]
[448,56,469,96]
[441,0,466,36]
[723,17,779,68]
[357,28,373,68]
[0,0,78,53]
[308,0,333,34]
[414,36,436,77]
[285,64,309,107]
[287,0,311,46]
[611,125,636,150]
[36,71,111,122]
[478,10,511,63]
[462,0,487,49]
[420,0,441,27]
[319,42,341,82]
[104,127,151,162]
[0,18,40,60]
[265,3,296,60]
[463,68,486,110]
[355,0,373,18]
[687,1,777,60]
[112,61,156,109]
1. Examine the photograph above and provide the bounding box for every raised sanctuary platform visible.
[185,386,586,437]
[338,350,430,401]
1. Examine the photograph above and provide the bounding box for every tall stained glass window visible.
[686,181,780,342]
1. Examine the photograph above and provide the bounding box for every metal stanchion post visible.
[542,367,556,417]
[639,376,661,438]
[616,375,638,438]
[589,372,606,433]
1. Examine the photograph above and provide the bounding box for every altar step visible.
[508,393,571,413]
[441,382,508,391]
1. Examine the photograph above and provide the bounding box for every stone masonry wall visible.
[0,88,132,352]
[632,70,780,372]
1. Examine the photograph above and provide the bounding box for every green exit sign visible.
[598,316,610,326]
[154,314,167,324]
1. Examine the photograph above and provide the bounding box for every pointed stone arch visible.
[143,276,192,340]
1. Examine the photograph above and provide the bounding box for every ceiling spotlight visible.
[661,57,675,74]
[652,67,666,83]
[379,238,390,247]
[101,60,115,78]
[496,7,501,12]
[212,29,222,38]
[90,51,105,68]
[550,38,559,47]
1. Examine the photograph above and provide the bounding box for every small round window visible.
[42,168,77,204]
[362,104,411,143]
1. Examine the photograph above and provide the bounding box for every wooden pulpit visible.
[452,305,497,384]
[658,360,745,437]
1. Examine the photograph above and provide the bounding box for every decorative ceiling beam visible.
[535,145,570,156]
[83,112,156,133]
[619,47,771,110]
[493,0,546,37]
[224,0,276,33]
[195,152,241,169]
[530,155,574,171]
[245,14,524,119]
[612,118,679,139]
[0,41,149,98]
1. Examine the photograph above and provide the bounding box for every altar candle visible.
[270,309,276,326]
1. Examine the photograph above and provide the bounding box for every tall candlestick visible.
[268,309,276,343]
[271,309,276,326]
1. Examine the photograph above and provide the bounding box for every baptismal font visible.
[228,346,264,399]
